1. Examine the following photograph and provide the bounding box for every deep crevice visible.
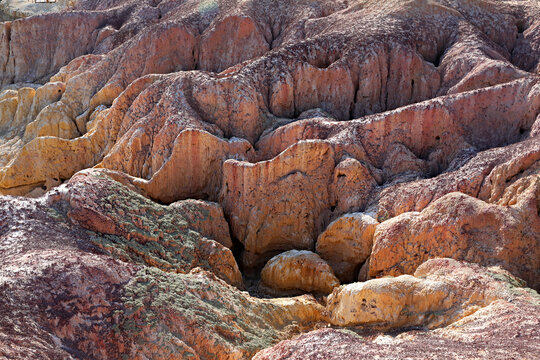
[432,47,445,68]
[516,20,527,35]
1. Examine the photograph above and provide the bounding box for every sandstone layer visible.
[255,259,540,359]
[0,0,539,359]
[260,250,340,295]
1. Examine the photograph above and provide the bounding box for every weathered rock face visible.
[0,250,136,360]
[374,125,540,220]
[67,170,244,288]
[328,259,518,329]
[260,250,340,295]
[221,140,335,260]
[0,0,537,200]
[170,199,233,249]
[0,0,74,19]
[368,191,540,290]
[1,0,540,358]
[0,170,326,359]
[102,127,254,203]
[0,251,325,360]
[0,169,242,287]
[255,259,540,359]
[254,297,540,360]
[329,158,378,214]
[198,15,269,73]
[315,213,378,282]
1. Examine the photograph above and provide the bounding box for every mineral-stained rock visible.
[368,192,540,290]
[65,169,243,288]
[289,61,355,121]
[116,267,324,360]
[198,15,270,73]
[0,250,136,360]
[0,169,327,359]
[477,143,540,204]
[382,142,429,180]
[251,77,540,232]
[0,135,97,195]
[316,213,378,282]
[0,11,106,86]
[0,0,538,202]
[329,259,514,329]
[0,0,73,19]
[0,168,242,287]
[254,295,540,360]
[0,250,325,360]
[221,140,335,259]
[261,250,340,294]
[25,82,66,123]
[2,0,540,358]
[374,137,540,219]
[257,77,540,173]
[103,127,255,203]
[329,158,378,214]
[512,18,540,73]
[0,91,20,137]
[254,258,540,360]
[169,199,233,249]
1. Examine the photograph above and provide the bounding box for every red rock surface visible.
[0,0,539,358]
[0,170,325,359]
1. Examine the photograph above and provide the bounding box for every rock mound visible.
[260,250,340,294]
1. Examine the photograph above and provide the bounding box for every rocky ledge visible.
[0,0,539,359]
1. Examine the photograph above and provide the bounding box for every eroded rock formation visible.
[0,170,324,359]
[260,250,340,295]
[316,213,378,282]
[255,259,540,359]
[1,0,540,358]
[368,191,540,289]
[327,258,530,329]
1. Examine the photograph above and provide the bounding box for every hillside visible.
[0,0,539,359]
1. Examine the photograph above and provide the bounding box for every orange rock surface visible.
[0,0,539,358]
[316,213,378,282]
[257,258,540,359]
[368,191,540,289]
[260,250,340,294]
